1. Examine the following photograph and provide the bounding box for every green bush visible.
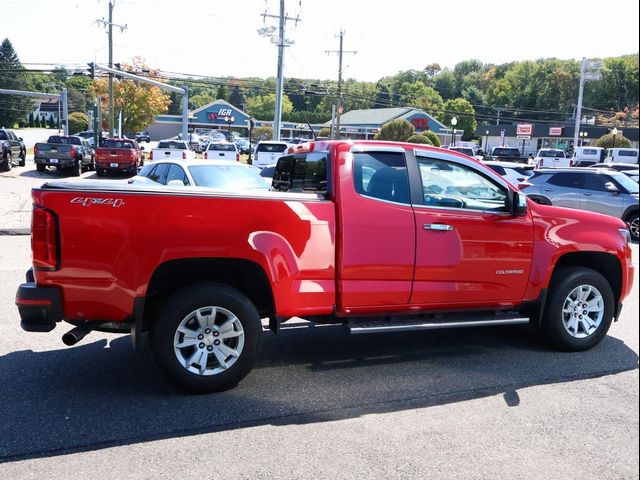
[251,126,273,142]
[422,131,441,147]
[407,134,432,145]
[68,112,89,134]
[319,127,331,138]
[374,119,415,142]
[595,132,632,149]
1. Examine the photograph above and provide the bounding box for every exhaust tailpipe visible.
[62,325,92,346]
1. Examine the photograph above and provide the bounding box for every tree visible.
[422,130,441,147]
[595,133,632,149]
[228,84,246,109]
[68,112,88,134]
[0,38,33,127]
[407,134,432,145]
[319,127,331,137]
[246,93,293,120]
[374,119,414,142]
[28,113,34,127]
[91,58,171,132]
[65,75,93,112]
[251,126,273,141]
[440,98,477,140]
[189,92,214,109]
[433,70,457,100]
[47,115,56,129]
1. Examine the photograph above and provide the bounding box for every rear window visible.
[0,131,7,140]
[582,149,598,156]
[257,143,288,153]
[492,148,520,156]
[451,147,475,156]
[207,143,236,151]
[538,150,565,157]
[272,151,329,193]
[158,141,187,149]
[619,150,638,157]
[103,139,135,149]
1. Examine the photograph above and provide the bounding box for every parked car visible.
[483,161,534,186]
[533,149,571,168]
[129,159,269,190]
[0,128,26,170]
[622,169,639,183]
[203,141,239,161]
[234,138,251,154]
[520,167,639,240]
[572,146,605,167]
[134,131,150,143]
[449,145,484,162]
[490,146,528,163]
[605,148,639,165]
[150,140,196,162]
[253,140,290,168]
[33,135,95,176]
[95,138,145,177]
[588,163,639,172]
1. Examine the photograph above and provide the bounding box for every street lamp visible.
[484,129,490,152]
[224,116,235,135]
[611,127,619,148]
[450,116,458,147]
[579,131,588,146]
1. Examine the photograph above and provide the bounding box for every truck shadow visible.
[0,323,637,462]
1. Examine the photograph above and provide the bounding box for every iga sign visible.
[516,124,533,136]
[549,127,563,136]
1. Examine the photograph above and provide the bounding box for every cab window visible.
[352,151,409,204]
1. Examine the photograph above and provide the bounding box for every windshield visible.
[257,143,288,153]
[614,173,639,194]
[538,150,565,157]
[451,147,475,156]
[188,165,269,190]
[103,139,134,149]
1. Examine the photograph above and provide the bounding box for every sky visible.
[2,0,639,83]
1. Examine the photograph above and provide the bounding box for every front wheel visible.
[150,284,262,393]
[625,212,639,242]
[542,267,614,351]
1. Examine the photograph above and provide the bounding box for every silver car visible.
[521,168,639,240]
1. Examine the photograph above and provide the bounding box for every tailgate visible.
[96,149,131,162]
[35,144,73,160]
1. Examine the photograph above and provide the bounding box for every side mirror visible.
[510,191,528,216]
[167,179,186,187]
[140,146,145,151]
[605,182,620,193]
[18,137,23,141]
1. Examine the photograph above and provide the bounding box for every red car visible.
[95,138,144,176]
[16,140,634,393]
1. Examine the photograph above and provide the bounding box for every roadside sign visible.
[516,124,533,136]
[517,135,531,140]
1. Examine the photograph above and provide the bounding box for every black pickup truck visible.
[0,128,27,171]
[490,147,529,164]
[34,135,95,176]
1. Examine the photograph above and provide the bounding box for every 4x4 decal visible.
[70,197,125,208]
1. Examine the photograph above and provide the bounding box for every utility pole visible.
[258,1,300,141]
[95,1,127,138]
[326,30,356,139]
[496,109,501,125]
[573,57,602,150]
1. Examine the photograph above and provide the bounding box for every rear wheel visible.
[2,152,12,171]
[36,163,46,172]
[150,284,262,393]
[70,160,81,177]
[542,267,614,351]
[96,168,105,177]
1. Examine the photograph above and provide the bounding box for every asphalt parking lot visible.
[0,158,638,480]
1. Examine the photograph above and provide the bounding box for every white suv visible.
[253,141,290,168]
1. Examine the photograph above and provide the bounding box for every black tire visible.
[36,163,46,172]
[2,152,12,172]
[625,212,639,242]
[542,267,614,351]
[96,168,105,177]
[19,152,26,167]
[150,283,262,393]
[70,161,81,177]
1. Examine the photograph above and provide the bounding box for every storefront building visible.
[476,123,639,156]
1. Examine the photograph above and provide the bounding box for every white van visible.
[253,141,290,168]
[572,146,604,167]
[605,148,639,165]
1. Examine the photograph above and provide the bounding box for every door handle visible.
[543,188,553,192]
[583,193,592,196]
[423,224,453,231]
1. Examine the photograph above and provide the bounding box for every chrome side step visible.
[346,315,530,334]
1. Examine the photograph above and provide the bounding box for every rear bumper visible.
[15,271,62,332]
[34,157,75,167]
[96,162,137,172]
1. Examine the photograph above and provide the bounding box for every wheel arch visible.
[552,252,622,306]
[142,258,275,331]
[622,205,638,222]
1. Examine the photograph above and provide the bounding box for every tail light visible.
[182,151,186,160]
[149,150,153,161]
[31,206,59,270]
[204,152,208,160]
[34,145,38,157]
[539,159,544,167]
[69,146,76,158]
[236,153,240,162]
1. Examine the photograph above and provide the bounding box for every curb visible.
[0,228,31,236]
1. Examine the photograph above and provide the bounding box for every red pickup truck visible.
[16,140,634,393]
[95,138,144,176]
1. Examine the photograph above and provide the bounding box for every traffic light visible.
[87,62,95,80]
